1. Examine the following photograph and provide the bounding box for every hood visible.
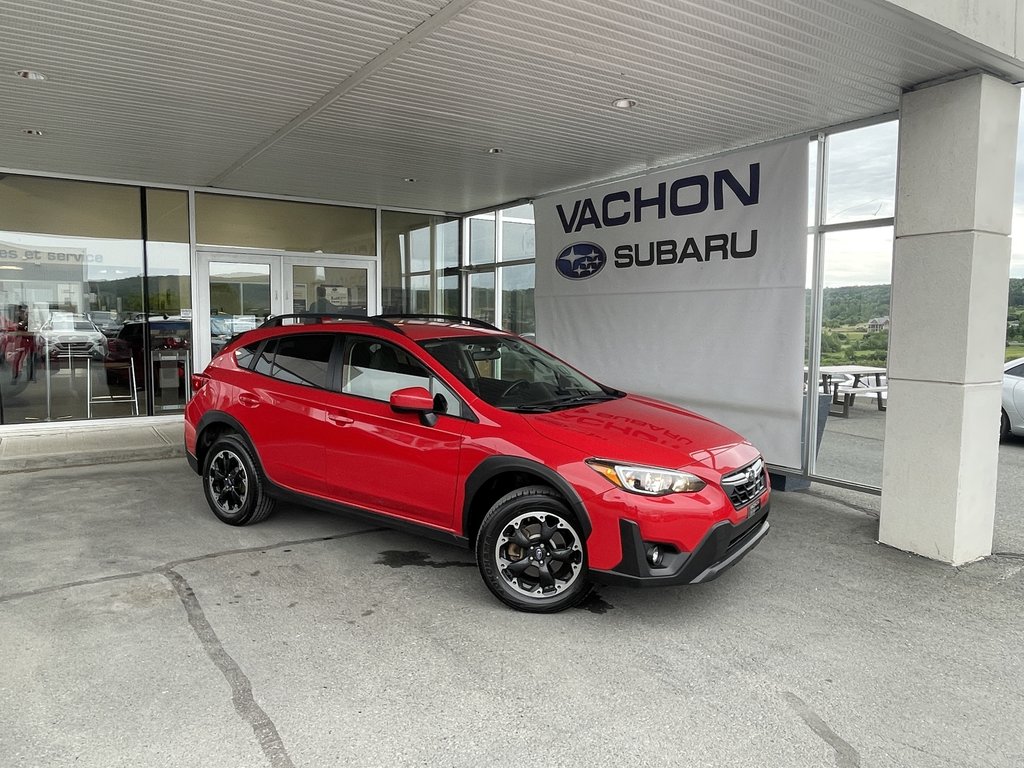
[527,394,761,477]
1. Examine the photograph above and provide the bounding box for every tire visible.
[476,485,590,613]
[202,434,276,526]
[1001,410,1011,439]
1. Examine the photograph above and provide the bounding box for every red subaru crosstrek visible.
[185,314,769,613]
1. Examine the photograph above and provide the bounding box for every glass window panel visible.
[469,272,495,326]
[380,210,458,314]
[437,275,460,317]
[501,204,535,263]
[342,338,429,401]
[196,194,374,255]
[438,220,460,269]
[813,226,893,487]
[825,121,898,224]
[0,175,145,424]
[145,189,191,413]
[408,275,430,314]
[808,138,818,227]
[470,214,496,265]
[1008,102,1024,359]
[209,261,270,362]
[294,265,368,316]
[500,264,535,335]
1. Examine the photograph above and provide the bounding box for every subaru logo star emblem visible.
[556,242,607,280]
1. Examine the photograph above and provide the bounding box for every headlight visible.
[586,459,706,496]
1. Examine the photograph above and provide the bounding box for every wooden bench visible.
[830,383,887,418]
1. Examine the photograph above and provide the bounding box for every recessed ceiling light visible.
[15,70,46,81]
[612,98,638,109]
[487,147,503,154]
[22,128,44,136]
[403,177,416,182]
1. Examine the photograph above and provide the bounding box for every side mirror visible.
[389,386,438,426]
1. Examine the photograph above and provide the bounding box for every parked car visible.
[184,314,770,613]
[105,317,191,392]
[87,310,123,338]
[1001,357,1024,437]
[36,313,107,360]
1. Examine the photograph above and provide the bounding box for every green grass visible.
[1006,345,1024,362]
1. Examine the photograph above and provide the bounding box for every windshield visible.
[421,336,620,411]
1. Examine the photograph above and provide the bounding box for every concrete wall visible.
[882,0,1024,59]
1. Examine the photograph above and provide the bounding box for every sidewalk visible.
[0,418,184,474]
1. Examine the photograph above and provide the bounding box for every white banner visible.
[535,139,808,468]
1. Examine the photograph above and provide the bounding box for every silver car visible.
[1001,357,1024,437]
[37,313,107,360]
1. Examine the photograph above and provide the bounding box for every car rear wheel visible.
[202,435,276,526]
[476,485,590,613]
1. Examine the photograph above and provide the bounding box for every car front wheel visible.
[202,434,276,526]
[476,485,590,613]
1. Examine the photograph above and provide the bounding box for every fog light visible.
[645,544,663,567]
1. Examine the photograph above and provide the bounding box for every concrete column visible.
[880,74,1019,564]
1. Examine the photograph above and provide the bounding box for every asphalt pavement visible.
[1,453,1022,767]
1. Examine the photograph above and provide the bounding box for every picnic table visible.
[818,365,887,417]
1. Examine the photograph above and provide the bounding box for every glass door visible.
[195,251,378,372]
[195,252,277,372]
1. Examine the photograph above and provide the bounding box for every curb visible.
[0,444,185,474]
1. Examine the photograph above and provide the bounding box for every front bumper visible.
[590,503,769,587]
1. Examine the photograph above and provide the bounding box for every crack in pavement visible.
[163,568,295,768]
[783,692,861,767]
[0,527,387,604]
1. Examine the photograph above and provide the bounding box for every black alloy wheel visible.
[476,485,590,613]
[202,434,276,526]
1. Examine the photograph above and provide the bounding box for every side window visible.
[1008,363,1024,378]
[235,342,259,370]
[342,339,431,402]
[252,334,334,388]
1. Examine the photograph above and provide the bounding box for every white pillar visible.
[880,74,1019,564]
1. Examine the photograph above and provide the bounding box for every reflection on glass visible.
[825,121,898,224]
[501,264,536,335]
[501,205,535,262]
[380,210,459,314]
[813,226,893,486]
[470,214,496,265]
[293,265,368,316]
[438,275,459,316]
[209,262,270,359]
[0,233,145,424]
[469,272,495,326]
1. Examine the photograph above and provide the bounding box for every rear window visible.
[253,334,334,389]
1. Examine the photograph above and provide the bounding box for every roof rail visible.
[376,313,500,331]
[259,313,403,333]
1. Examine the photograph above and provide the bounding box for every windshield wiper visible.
[541,392,620,410]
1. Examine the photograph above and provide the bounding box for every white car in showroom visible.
[1001,357,1024,437]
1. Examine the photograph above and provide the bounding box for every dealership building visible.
[2,0,1023,566]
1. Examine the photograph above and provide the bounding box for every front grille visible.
[53,341,94,353]
[721,458,767,509]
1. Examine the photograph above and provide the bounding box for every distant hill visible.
[816,284,891,328]
[810,278,1024,328]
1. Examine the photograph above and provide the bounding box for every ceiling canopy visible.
[2,0,1021,213]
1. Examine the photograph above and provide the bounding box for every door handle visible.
[238,393,260,408]
[327,412,353,426]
